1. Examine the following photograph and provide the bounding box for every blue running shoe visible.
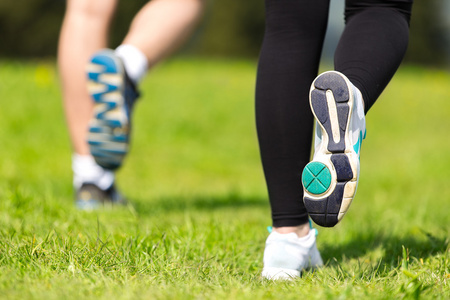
[86,49,139,170]
[302,71,366,227]
[75,183,126,210]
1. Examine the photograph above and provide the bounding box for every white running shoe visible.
[302,71,366,227]
[262,229,323,280]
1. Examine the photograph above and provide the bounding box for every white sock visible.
[72,154,115,190]
[115,44,148,84]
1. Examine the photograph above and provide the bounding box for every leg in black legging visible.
[260,0,414,280]
[335,0,413,112]
[256,0,330,227]
[256,0,412,228]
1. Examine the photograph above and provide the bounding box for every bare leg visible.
[59,0,204,156]
[59,0,205,204]
[58,0,118,155]
[122,0,205,68]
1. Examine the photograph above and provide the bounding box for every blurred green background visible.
[0,1,449,298]
[0,0,450,66]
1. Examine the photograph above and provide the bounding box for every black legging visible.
[255,0,413,227]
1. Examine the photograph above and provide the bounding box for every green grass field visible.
[0,59,448,299]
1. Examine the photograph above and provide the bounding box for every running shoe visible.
[301,71,366,227]
[75,183,126,210]
[86,49,139,170]
[262,229,323,280]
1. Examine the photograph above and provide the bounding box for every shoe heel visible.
[302,161,332,195]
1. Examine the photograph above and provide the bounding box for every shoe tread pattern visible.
[76,183,126,210]
[87,51,129,170]
[304,72,355,227]
[311,72,350,153]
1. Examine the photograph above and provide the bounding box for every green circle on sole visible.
[302,162,332,195]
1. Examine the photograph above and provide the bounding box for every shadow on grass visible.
[130,192,448,268]
[131,193,268,216]
[321,229,449,266]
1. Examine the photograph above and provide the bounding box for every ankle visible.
[115,44,148,84]
[72,154,115,190]
[273,223,310,238]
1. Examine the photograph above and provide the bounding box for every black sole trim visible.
[311,72,351,153]
[305,181,346,227]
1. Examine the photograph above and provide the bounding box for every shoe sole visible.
[302,71,359,227]
[262,267,300,280]
[76,198,126,210]
[86,50,129,170]
[76,199,101,211]
[76,198,125,210]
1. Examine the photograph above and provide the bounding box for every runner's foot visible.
[302,71,366,227]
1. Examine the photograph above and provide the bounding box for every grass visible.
[0,58,449,299]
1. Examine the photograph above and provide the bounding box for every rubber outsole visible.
[302,71,357,227]
[76,199,101,211]
[87,50,129,170]
[302,162,332,195]
[261,267,300,280]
